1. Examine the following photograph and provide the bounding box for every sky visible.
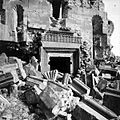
[103,0,120,56]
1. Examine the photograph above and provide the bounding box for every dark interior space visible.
[49,57,71,73]
[92,15,103,35]
[52,0,61,19]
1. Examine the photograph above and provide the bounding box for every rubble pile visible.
[0,93,35,120]
[0,53,80,120]
[0,53,120,120]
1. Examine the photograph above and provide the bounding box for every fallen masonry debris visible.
[0,53,120,120]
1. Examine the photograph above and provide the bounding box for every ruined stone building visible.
[0,0,114,74]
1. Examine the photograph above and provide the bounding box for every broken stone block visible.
[62,73,72,85]
[70,78,90,95]
[40,80,71,111]
[26,75,47,88]
[8,57,17,64]
[24,63,37,76]
[0,94,10,113]
[0,72,14,89]
[10,57,26,79]
[0,53,8,66]
[29,56,39,71]
[0,63,18,81]
[48,81,69,92]
[72,105,92,120]
[26,76,47,93]
[0,63,18,73]
[0,63,22,82]
[51,87,79,118]
[10,69,20,83]
[33,85,42,95]
[97,78,107,92]
[40,85,60,109]
[103,93,120,116]
[82,95,118,120]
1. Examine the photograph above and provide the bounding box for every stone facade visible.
[0,0,114,74]
[65,0,110,60]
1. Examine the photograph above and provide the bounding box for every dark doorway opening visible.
[52,0,61,20]
[49,57,71,73]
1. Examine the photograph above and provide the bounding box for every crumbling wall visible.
[65,0,109,62]
[1,0,51,42]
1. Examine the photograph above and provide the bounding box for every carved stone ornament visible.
[92,0,104,10]
[81,0,90,8]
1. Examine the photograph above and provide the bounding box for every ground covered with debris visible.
[0,53,80,120]
[0,53,120,120]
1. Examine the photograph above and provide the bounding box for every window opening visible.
[16,5,24,41]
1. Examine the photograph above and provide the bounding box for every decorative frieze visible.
[42,30,82,44]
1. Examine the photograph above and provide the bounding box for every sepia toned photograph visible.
[0,0,120,120]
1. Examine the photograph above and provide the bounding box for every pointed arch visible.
[92,15,103,35]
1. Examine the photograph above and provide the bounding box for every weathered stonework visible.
[26,1,51,29]
[1,0,51,41]
[66,1,108,57]
[0,0,114,74]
